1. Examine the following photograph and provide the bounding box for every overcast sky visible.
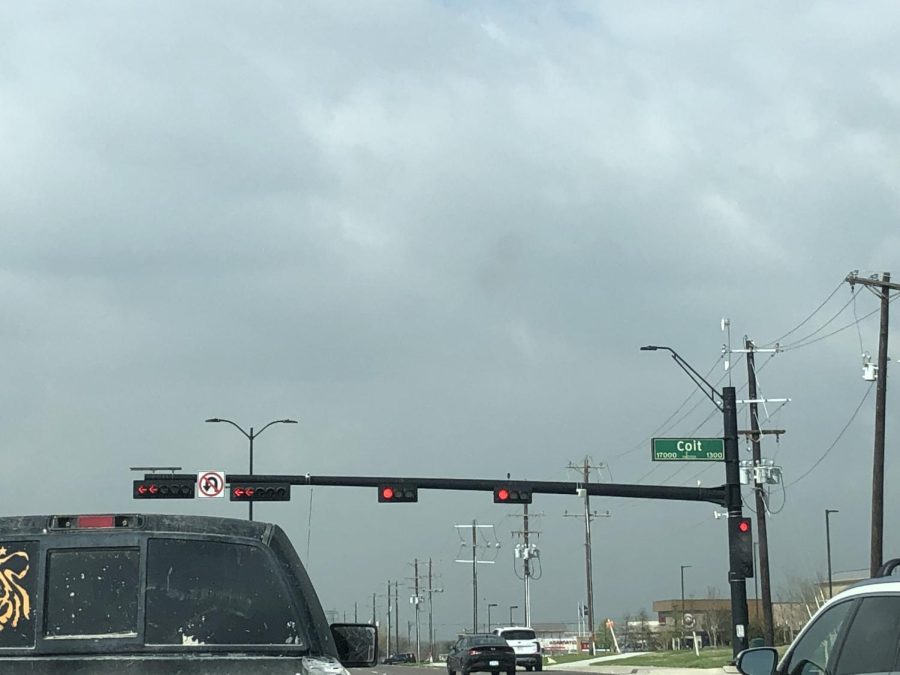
[2,1,898,641]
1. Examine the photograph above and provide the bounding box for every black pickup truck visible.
[0,513,377,673]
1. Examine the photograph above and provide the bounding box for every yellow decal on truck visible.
[0,548,30,631]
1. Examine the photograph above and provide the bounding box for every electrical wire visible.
[761,280,845,347]
[785,382,875,488]
[780,301,891,351]
[853,290,866,356]
[778,292,859,349]
[683,463,719,486]
[763,483,787,515]
[610,355,724,461]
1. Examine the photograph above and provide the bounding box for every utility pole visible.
[511,505,542,627]
[394,580,400,652]
[386,580,392,658]
[472,522,477,634]
[565,458,609,656]
[455,521,499,634]
[845,271,898,575]
[524,504,531,626]
[426,558,443,661]
[745,339,775,646]
[411,558,422,662]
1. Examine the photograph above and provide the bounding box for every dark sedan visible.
[447,634,516,675]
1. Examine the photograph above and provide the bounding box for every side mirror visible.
[736,648,778,675]
[331,623,378,667]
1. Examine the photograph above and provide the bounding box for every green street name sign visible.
[651,438,725,461]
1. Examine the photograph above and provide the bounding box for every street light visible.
[681,564,692,647]
[826,509,840,598]
[205,417,298,521]
[509,605,519,626]
[487,603,498,632]
[642,344,750,658]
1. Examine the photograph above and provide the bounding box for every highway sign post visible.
[651,438,724,461]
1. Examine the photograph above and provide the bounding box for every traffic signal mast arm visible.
[223,473,728,506]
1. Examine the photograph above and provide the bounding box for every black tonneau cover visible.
[0,513,341,674]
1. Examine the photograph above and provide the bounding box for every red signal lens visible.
[382,487,395,500]
[738,519,751,533]
[497,489,510,501]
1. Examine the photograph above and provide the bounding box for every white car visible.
[492,627,542,672]
[736,559,900,675]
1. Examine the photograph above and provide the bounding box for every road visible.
[351,669,592,675]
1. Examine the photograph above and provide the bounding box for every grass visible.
[545,653,615,665]
[590,647,735,669]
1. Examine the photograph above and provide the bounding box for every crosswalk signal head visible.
[378,485,418,503]
[493,485,532,504]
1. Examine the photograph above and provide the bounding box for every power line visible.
[610,356,723,461]
[761,280,845,347]
[781,299,897,351]
[784,382,875,488]
[779,292,860,349]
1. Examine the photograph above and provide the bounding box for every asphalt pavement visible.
[356,656,739,675]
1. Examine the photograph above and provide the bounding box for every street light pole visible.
[641,345,750,658]
[509,605,518,626]
[681,565,692,648]
[826,509,839,598]
[205,417,298,520]
[488,603,498,632]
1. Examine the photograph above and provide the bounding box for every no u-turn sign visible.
[197,471,226,498]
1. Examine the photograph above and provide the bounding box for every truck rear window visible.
[145,538,305,646]
[45,548,140,638]
[0,541,37,648]
[501,630,536,641]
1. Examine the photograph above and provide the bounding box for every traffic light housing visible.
[730,516,754,578]
[230,483,291,501]
[378,484,418,503]
[133,478,195,499]
[493,484,532,504]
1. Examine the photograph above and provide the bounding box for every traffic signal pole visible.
[723,386,750,657]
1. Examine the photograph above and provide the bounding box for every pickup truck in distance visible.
[0,513,377,674]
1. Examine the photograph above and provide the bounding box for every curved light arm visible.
[205,418,251,439]
[206,417,298,439]
[255,418,299,438]
[641,345,724,411]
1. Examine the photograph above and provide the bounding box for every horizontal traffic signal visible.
[133,479,195,499]
[230,484,291,501]
[494,485,532,504]
[378,485,418,503]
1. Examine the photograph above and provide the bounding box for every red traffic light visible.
[378,485,418,503]
[133,479,195,499]
[230,484,290,502]
[730,517,754,579]
[493,485,532,504]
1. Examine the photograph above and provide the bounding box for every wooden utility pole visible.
[746,340,774,645]
[565,459,609,656]
[511,506,542,627]
[845,271,899,576]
